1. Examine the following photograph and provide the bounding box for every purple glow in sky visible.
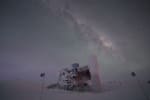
[0,0,150,100]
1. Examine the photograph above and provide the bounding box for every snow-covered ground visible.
[0,0,150,100]
[1,79,150,100]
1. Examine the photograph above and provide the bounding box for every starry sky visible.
[0,0,150,88]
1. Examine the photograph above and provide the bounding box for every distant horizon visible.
[0,0,150,100]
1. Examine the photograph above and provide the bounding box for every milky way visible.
[43,0,126,63]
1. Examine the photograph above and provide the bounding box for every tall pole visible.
[40,73,46,100]
[131,72,149,100]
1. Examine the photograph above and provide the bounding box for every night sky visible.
[0,0,150,100]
